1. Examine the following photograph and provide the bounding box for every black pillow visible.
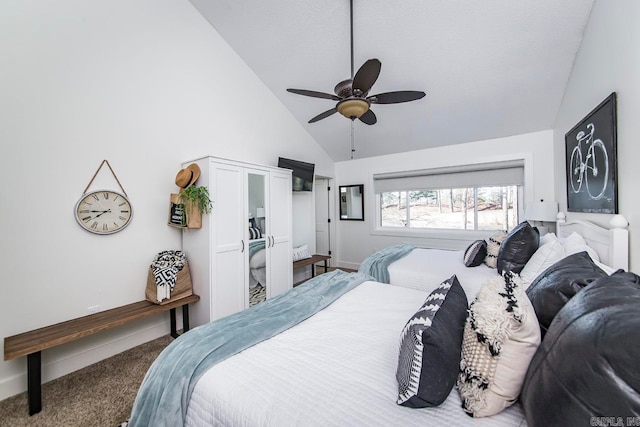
[463,240,487,267]
[396,275,468,408]
[497,221,539,274]
[521,272,640,426]
[525,251,607,337]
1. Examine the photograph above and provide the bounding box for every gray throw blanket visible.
[128,269,372,427]
[358,244,415,283]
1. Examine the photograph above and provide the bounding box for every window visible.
[379,186,519,231]
[374,161,523,233]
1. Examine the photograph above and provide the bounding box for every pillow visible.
[248,227,261,240]
[519,239,565,286]
[292,244,312,262]
[457,271,541,417]
[483,231,507,268]
[525,251,607,337]
[464,240,487,267]
[249,247,266,269]
[539,232,557,246]
[497,222,540,275]
[521,272,640,426]
[396,275,468,408]
[560,231,600,262]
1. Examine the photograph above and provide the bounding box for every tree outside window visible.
[380,186,518,231]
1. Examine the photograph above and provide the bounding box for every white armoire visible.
[182,156,293,327]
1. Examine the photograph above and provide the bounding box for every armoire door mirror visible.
[339,185,364,221]
[247,171,267,307]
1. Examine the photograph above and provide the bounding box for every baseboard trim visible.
[337,261,360,271]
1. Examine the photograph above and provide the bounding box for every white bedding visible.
[185,281,526,427]
[388,248,498,301]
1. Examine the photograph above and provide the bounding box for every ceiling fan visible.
[286,0,426,125]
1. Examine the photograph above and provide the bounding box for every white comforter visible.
[388,248,499,301]
[185,281,526,427]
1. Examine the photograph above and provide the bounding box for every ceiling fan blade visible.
[368,90,426,104]
[309,107,338,123]
[358,109,377,125]
[287,88,341,101]
[352,59,381,95]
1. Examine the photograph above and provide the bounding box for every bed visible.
[186,280,526,427]
[387,247,498,300]
[361,219,629,297]
[128,218,632,427]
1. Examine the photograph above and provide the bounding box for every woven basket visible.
[145,261,193,305]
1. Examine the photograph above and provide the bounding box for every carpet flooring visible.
[0,334,173,427]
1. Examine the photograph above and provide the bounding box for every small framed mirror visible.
[339,185,364,221]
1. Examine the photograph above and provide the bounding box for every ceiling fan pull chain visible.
[351,122,356,160]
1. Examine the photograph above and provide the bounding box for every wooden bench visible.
[3,294,199,416]
[293,254,331,285]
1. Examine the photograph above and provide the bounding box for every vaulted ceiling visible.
[189,0,595,161]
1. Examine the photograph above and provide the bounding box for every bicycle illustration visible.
[569,123,609,200]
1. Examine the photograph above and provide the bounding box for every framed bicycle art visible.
[565,92,618,214]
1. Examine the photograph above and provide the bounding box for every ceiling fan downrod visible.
[350,0,354,79]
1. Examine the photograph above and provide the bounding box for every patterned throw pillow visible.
[396,275,468,408]
[248,227,261,240]
[464,240,488,267]
[484,231,507,268]
[457,271,541,417]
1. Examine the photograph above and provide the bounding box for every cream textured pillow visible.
[520,240,566,286]
[483,231,507,268]
[457,271,541,417]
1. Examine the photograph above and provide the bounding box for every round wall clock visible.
[74,190,133,235]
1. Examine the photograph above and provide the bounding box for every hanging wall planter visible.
[178,185,213,229]
[168,163,213,229]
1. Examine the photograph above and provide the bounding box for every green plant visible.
[178,185,213,215]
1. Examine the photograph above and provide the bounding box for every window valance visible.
[372,160,524,193]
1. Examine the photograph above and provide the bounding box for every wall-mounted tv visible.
[278,157,315,191]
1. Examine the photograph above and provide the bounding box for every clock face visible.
[75,190,133,235]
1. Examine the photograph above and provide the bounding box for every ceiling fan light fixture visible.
[337,98,369,119]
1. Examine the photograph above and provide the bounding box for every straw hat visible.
[175,163,201,189]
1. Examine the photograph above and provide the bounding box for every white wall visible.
[334,130,555,269]
[553,0,640,272]
[0,0,333,400]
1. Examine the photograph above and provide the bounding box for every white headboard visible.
[556,216,629,271]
